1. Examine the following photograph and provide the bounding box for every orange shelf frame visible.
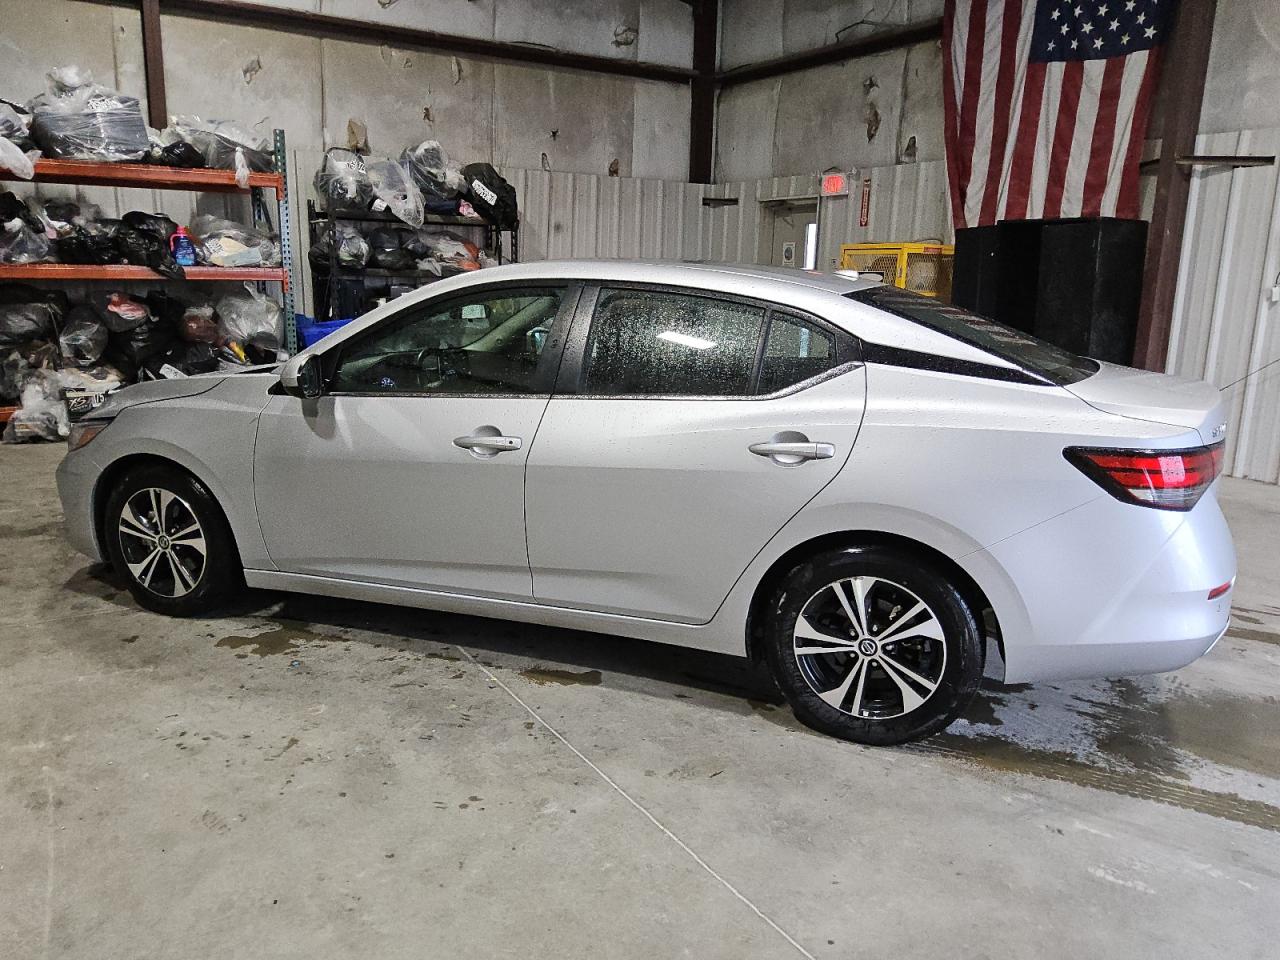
[3,159,284,196]
[0,264,288,283]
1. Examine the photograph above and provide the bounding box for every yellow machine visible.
[838,242,955,301]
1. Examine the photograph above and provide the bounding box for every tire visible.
[102,463,241,616]
[761,545,983,746]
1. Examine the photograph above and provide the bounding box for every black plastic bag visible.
[115,226,185,279]
[108,311,177,366]
[57,224,124,265]
[123,211,178,243]
[59,304,108,366]
[100,293,151,334]
[157,141,205,168]
[0,302,58,347]
[366,227,415,270]
[461,163,518,228]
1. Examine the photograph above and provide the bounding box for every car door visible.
[253,282,578,600]
[525,284,867,623]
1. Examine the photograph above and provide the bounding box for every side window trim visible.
[324,281,581,398]
[553,281,860,400]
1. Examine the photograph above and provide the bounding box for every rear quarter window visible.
[847,286,1098,386]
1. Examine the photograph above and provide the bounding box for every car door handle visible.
[453,433,522,453]
[749,440,835,463]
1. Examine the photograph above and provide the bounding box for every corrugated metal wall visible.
[1165,126,1280,483]
[816,161,952,269]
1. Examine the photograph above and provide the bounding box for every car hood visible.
[87,366,278,420]
[1064,361,1227,444]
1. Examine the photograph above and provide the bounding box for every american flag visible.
[943,0,1175,229]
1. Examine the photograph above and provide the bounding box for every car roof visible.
[448,258,885,298]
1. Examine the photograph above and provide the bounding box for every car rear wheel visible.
[103,464,240,616]
[762,546,983,745]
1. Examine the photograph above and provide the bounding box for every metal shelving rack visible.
[307,198,519,323]
[0,134,299,422]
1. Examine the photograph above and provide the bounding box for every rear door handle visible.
[749,440,835,464]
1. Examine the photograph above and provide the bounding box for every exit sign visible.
[820,172,849,197]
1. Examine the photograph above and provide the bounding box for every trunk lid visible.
[1064,361,1227,445]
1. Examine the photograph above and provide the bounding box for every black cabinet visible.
[953,218,1148,365]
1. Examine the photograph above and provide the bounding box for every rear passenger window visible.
[583,289,765,397]
[757,315,836,394]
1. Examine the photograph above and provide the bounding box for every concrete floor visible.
[2,443,1279,960]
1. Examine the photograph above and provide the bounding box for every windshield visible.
[847,286,1099,386]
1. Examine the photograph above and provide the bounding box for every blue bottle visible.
[170,226,198,267]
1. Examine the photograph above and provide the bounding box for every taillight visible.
[1064,443,1224,511]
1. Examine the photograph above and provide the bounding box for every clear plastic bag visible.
[400,139,466,200]
[189,214,280,267]
[27,66,149,162]
[167,116,273,186]
[216,285,281,349]
[366,159,425,227]
[315,148,372,208]
[59,305,109,367]
[309,222,369,269]
[1,370,69,443]
[0,136,38,180]
[0,220,52,264]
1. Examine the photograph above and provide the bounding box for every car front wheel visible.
[762,546,983,745]
[103,464,240,616]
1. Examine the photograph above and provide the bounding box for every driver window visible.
[331,287,565,395]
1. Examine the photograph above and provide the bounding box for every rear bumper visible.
[56,449,103,563]
[979,488,1235,683]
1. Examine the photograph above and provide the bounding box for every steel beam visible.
[716,18,944,88]
[75,0,695,84]
[1132,0,1218,371]
[688,0,718,183]
[140,0,167,128]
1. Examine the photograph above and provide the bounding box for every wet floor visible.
[4,443,1280,959]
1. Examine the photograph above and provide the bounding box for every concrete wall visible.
[715,0,945,181]
[0,0,693,182]
[716,0,1280,181]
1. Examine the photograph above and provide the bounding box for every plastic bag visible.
[406,230,481,271]
[180,305,222,344]
[0,220,52,264]
[315,148,372,209]
[0,302,59,346]
[115,226,184,279]
[156,140,205,169]
[366,159,424,227]
[309,222,369,270]
[461,162,518,228]
[366,226,415,270]
[189,214,279,267]
[0,101,34,149]
[100,293,151,333]
[400,139,465,202]
[216,286,281,349]
[27,66,149,162]
[167,116,273,185]
[59,305,109,366]
[58,222,124,265]
[0,136,38,180]
[1,371,69,443]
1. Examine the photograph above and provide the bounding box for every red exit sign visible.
[820,172,849,197]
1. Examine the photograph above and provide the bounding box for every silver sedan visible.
[57,261,1235,744]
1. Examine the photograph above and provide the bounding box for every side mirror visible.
[279,354,325,399]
